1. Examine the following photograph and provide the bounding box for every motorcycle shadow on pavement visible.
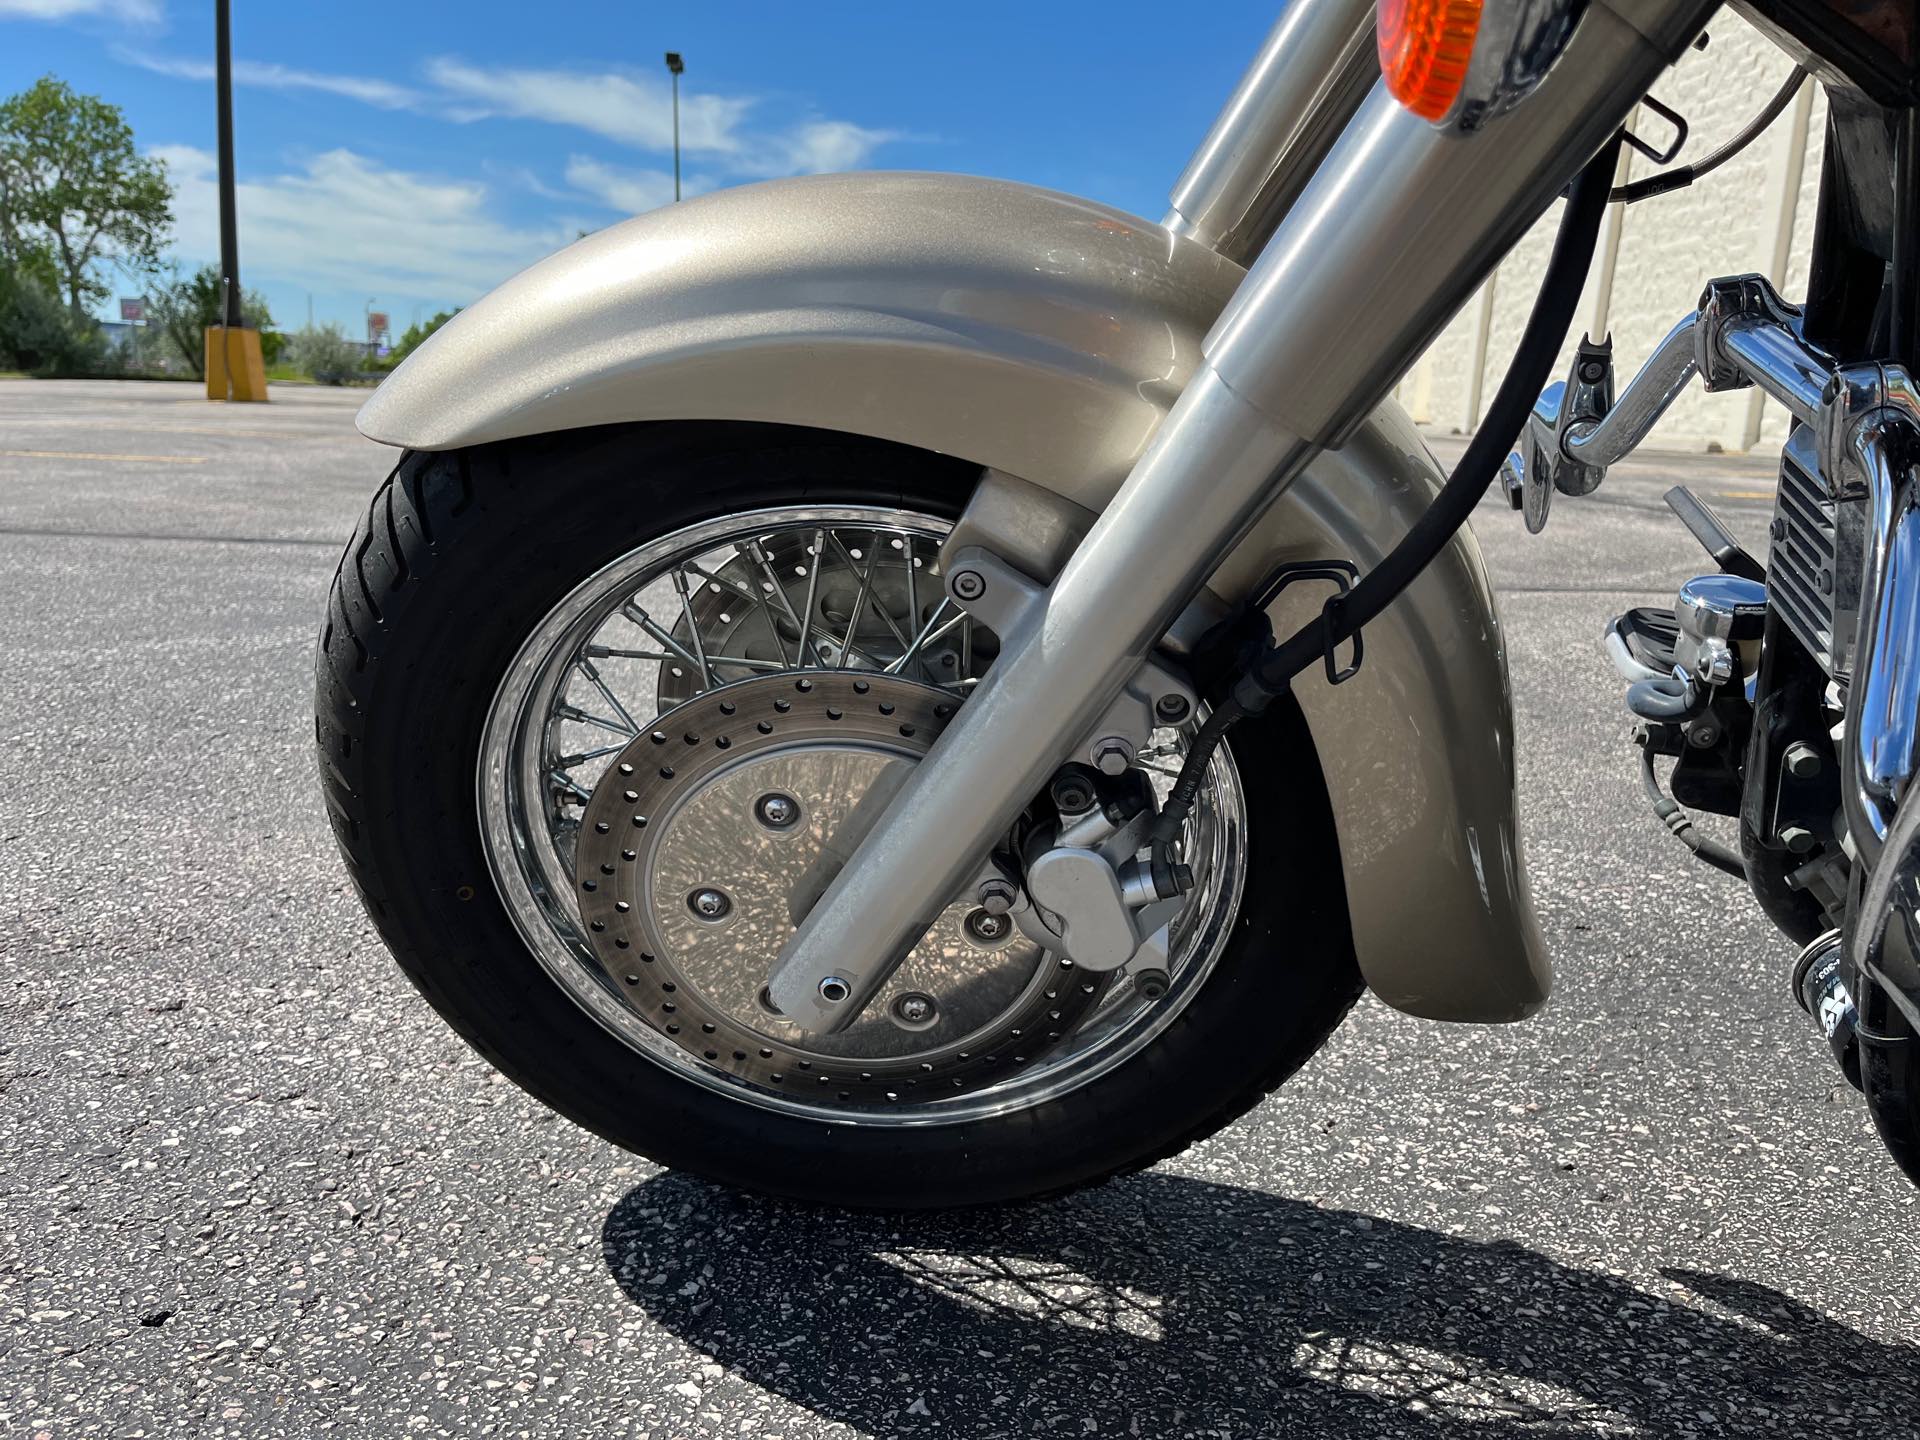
[602,1169,1919,1437]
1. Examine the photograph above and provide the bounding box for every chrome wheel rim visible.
[477,504,1247,1125]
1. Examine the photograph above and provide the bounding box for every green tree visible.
[0,262,109,375]
[379,308,458,370]
[145,262,278,377]
[287,322,365,383]
[0,76,172,317]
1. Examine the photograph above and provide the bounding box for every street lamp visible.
[664,51,683,202]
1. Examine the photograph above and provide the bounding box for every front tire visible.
[316,422,1361,1207]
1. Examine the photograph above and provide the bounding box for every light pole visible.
[664,51,683,202]
[215,0,241,329]
[206,0,265,400]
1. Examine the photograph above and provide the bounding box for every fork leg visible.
[769,0,1716,1031]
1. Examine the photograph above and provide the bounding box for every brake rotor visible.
[573,670,1103,1104]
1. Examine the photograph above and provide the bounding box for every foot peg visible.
[1606,574,1765,723]
[1504,333,1615,533]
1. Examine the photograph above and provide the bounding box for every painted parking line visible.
[0,449,207,465]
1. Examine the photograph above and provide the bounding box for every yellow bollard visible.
[203,325,269,402]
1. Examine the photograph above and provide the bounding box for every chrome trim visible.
[1604,617,1669,685]
[1562,315,1700,466]
[1510,278,1836,508]
[1163,0,1378,263]
[1719,322,1830,426]
[1444,0,1585,132]
[1829,366,1920,856]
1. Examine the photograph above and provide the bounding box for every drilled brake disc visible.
[572,670,1104,1105]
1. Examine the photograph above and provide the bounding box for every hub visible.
[572,670,1105,1103]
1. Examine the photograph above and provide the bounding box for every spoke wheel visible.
[478,505,1247,1123]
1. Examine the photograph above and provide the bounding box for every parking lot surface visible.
[3,379,1917,1438]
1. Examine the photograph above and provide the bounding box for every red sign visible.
[366,311,390,342]
[120,297,145,323]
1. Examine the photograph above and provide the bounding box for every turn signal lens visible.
[1377,0,1485,122]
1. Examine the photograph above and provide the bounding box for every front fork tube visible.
[769,0,1717,1031]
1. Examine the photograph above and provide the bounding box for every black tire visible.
[316,421,1362,1208]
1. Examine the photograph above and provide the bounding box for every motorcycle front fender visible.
[359,171,1548,1022]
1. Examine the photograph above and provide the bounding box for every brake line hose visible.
[1149,135,1626,870]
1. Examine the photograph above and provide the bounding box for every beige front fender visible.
[359,171,1548,1022]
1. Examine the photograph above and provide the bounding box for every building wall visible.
[1393,14,1825,454]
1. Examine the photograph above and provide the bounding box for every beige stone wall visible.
[1393,14,1823,454]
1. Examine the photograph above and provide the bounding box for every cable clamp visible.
[1255,560,1363,686]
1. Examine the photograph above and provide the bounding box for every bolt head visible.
[688,887,732,920]
[1133,967,1171,1000]
[1155,694,1191,722]
[1784,743,1822,779]
[950,569,985,602]
[976,879,1016,915]
[1779,825,1817,854]
[890,991,938,1029]
[755,792,801,830]
[965,908,1010,944]
[1091,737,1134,776]
[1050,773,1096,813]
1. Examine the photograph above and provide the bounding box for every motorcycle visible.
[317,0,1920,1206]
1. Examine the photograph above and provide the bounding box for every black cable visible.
[1639,748,1746,878]
[1610,67,1806,205]
[1149,135,1625,868]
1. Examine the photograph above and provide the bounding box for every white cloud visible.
[425,57,749,154]
[763,119,897,175]
[426,57,894,182]
[563,156,679,215]
[0,0,157,21]
[119,50,423,109]
[154,143,574,300]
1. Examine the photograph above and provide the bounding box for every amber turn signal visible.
[1377,0,1485,122]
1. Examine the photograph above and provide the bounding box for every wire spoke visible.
[825,532,914,654]
[706,653,791,673]
[548,769,594,802]
[554,741,628,768]
[620,600,705,678]
[585,644,678,664]
[745,539,816,668]
[554,702,634,737]
[885,596,961,677]
[682,560,767,614]
[796,528,826,669]
[670,567,718,690]
[573,655,639,733]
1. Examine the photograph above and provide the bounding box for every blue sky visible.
[1,1,1277,334]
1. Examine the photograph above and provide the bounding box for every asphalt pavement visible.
[2,379,1916,1438]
